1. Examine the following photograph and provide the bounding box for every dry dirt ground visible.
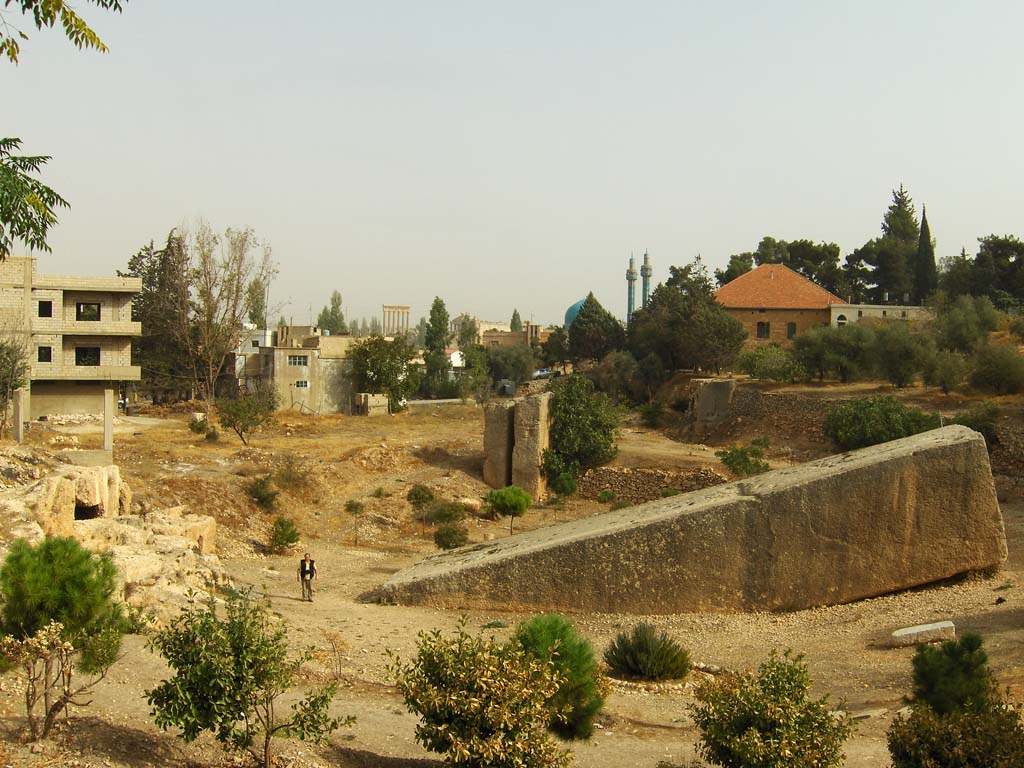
[1,397,1022,768]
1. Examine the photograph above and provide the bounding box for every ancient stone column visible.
[483,400,515,488]
[511,392,552,500]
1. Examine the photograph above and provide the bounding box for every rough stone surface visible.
[511,392,551,500]
[690,378,736,437]
[382,426,1007,614]
[891,621,956,648]
[482,400,515,489]
[54,465,129,516]
[578,467,727,504]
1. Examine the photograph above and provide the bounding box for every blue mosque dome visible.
[564,298,587,327]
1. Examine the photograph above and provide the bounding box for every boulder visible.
[382,426,1007,614]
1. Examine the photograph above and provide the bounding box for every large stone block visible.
[382,426,1007,613]
[482,400,515,489]
[511,392,551,500]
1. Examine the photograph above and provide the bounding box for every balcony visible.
[31,365,141,382]
[33,274,142,293]
[55,321,142,337]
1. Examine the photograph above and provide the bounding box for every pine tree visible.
[914,207,938,303]
[510,309,523,332]
[568,293,625,362]
[879,184,919,303]
[424,297,452,396]
[316,290,347,335]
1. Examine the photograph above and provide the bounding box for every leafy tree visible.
[316,290,347,335]
[973,234,1024,307]
[344,499,365,545]
[938,247,974,298]
[458,343,491,402]
[487,344,537,387]
[630,257,746,373]
[246,277,268,327]
[510,308,523,332]
[120,231,194,403]
[932,294,1000,353]
[589,349,638,403]
[486,485,532,534]
[915,206,938,303]
[0,137,69,259]
[824,396,939,451]
[0,537,125,740]
[218,384,279,446]
[349,335,419,410]
[148,592,352,768]
[692,651,853,768]
[541,325,570,370]
[923,349,968,394]
[544,375,618,483]
[514,614,605,740]
[0,333,28,437]
[456,316,480,350]
[970,343,1024,394]
[714,252,754,286]
[737,345,804,383]
[422,297,452,396]
[389,620,570,768]
[568,292,625,362]
[0,0,124,64]
[871,321,929,387]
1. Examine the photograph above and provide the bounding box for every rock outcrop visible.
[383,426,1007,613]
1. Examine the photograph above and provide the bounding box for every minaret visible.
[641,251,652,308]
[626,254,637,320]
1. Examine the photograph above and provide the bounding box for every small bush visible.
[269,516,300,553]
[596,489,615,504]
[425,501,466,525]
[691,650,852,768]
[406,484,434,509]
[433,522,469,550]
[610,499,631,511]
[372,486,390,498]
[345,499,365,546]
[738,345,805,383]
[247,475,278,510]
[824,396,939,451]
[603,623,690,681]
[204,427,219,442]
[275,454,309,490]
[486,485,532,534]
[970,343,1024,394]
[189,416,208,434]
[912,632,992,715]
[550,471,578,497]
[951,402,1000,451]
[888,702,1024,768]
[389,620,571,768]
[639,401,664,428]
[924,349,968,394]
[1009,314,1024,342]
[515,613,605,740]
[661,488,680,497]
[715,441,770,477]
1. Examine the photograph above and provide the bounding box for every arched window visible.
[836,314,848,327]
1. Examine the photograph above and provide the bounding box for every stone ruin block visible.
[483,400,515,488]
[511,392,551,501]
[690,378,735,437]
[387,425,1007,614]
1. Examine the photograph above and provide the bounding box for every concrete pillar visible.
[12,388,27,443]
[103,387,114,452]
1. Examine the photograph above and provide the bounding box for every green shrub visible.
[872,322,929,388]
[372,486,389,498]
[951,402,1000,451]
[970,343,1024,394]
[596,489,615,504]
[269,516,300,553]
[247,475,278,510]
[550,470,578,497]
[486,485,532,534]
[715,441,769,477]
[738,345,805,382]
[691,651,852,768]
[924,349,969,394]
[824,396,939,451]
[204,427,219,442]
[639,401,665,428]
[545,375,618,481]
[888,702,1024,768]
[425,501,466,525]
[406,484,434,510]
[514,613,605,740]
[1009,314,1024,342]
[603,623,690,681]
[389,620,571,768]
[661,488,680,497]
[148,592,352,768]
[911,632,992,715]
[433,522,469,550]
[610,499,631,511]
[345,499,365,545]
[0,537,126,740]
[189,416,208,434]
[218,383,279,446]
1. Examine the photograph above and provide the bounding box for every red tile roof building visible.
[715,264,844,347]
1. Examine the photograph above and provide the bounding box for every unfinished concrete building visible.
[0,257,141,421]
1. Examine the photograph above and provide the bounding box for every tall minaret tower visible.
[641,251,653,308]
[626,254,637,320]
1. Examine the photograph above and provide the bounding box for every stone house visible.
[0,257,141,419]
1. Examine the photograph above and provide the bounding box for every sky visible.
[3,1,1023,328]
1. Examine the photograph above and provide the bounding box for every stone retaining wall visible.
[578,467,727,504]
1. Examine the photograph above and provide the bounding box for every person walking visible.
[297,552,317,602]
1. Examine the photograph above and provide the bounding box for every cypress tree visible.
[510,308,523,332]
[568,293,625,362]
[915,207,938,303]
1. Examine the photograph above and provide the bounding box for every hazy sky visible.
[4,1,1023,327]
